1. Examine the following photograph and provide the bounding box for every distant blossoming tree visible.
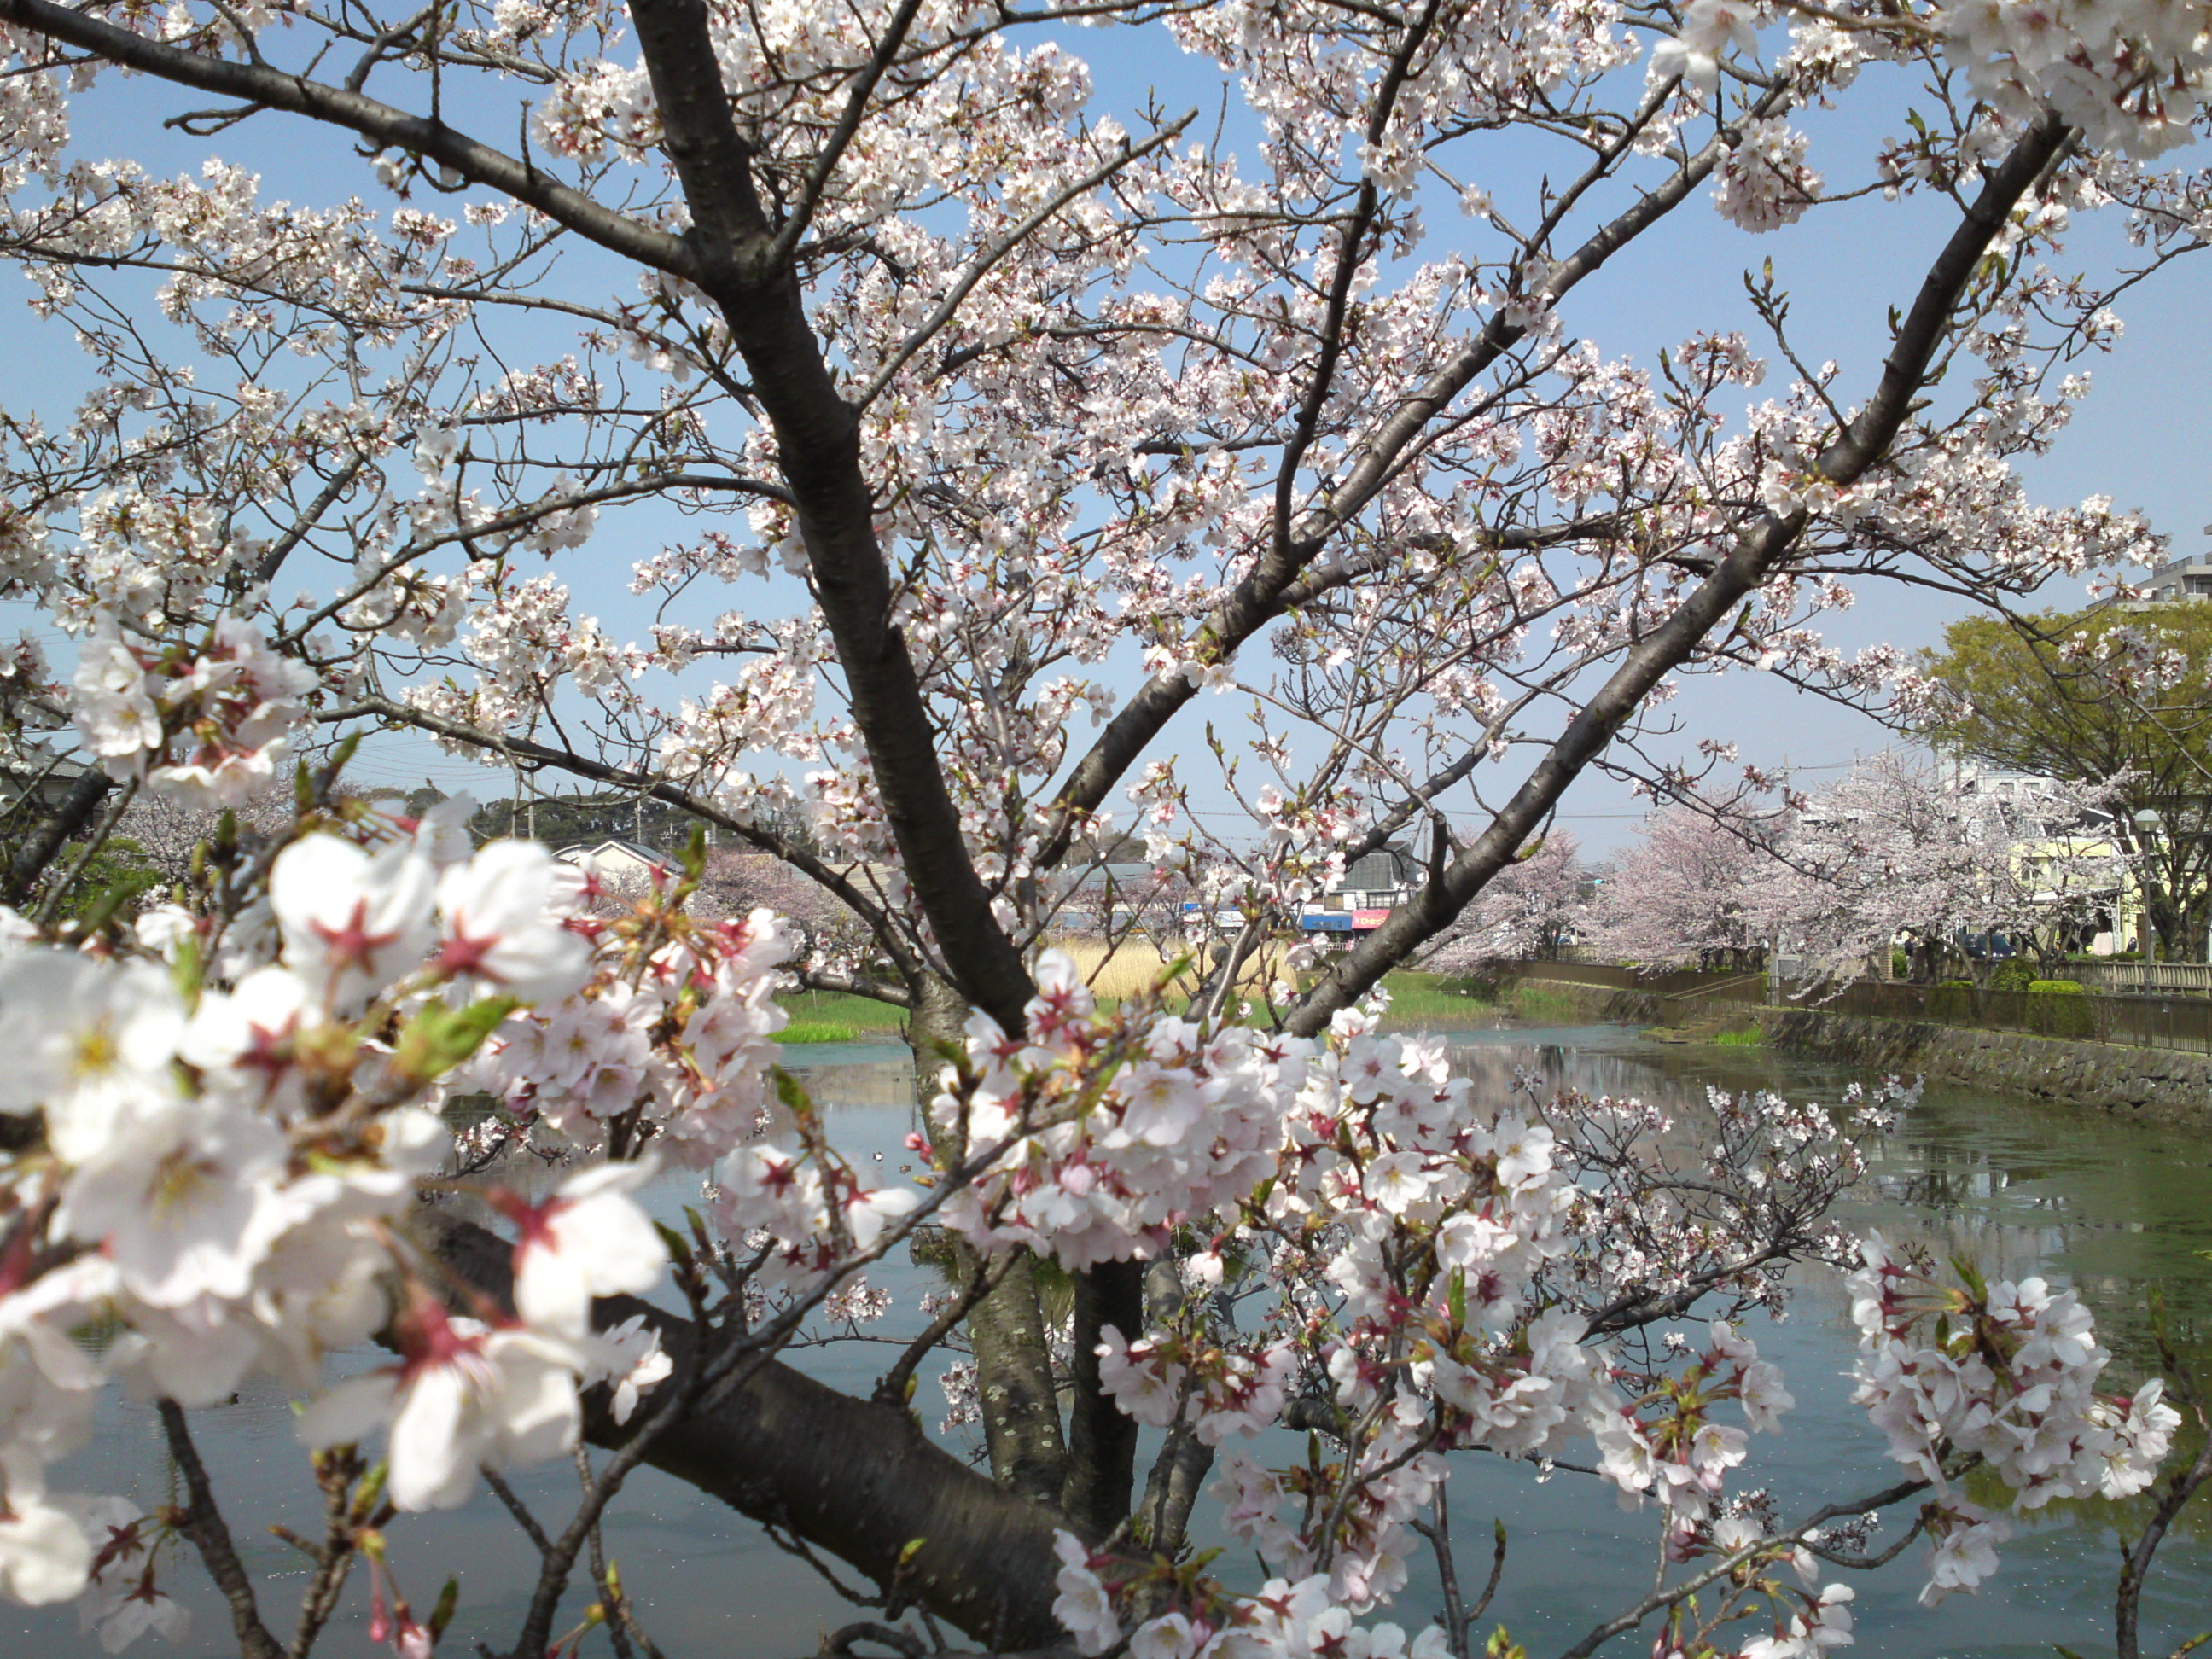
[1424,830,1590,970]
[1585,806,1780,971]
[1779,754,2126,984]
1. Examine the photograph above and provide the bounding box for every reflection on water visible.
[21,1025,2210,1656]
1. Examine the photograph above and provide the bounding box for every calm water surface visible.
[20,1024,2211,1656]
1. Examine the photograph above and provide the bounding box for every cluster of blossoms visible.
[1024,981,2182,1659]
[1652,0,2212,160]
[0,792,860,1622]
[464,873,793,1167]
[72,615,315,810]
[1052,1532,1454,1659]
[1018,1000,1858,1650]
[1848,1233,2180,1597]
[923,953,1298,1270]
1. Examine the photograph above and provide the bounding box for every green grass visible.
[1505,982,1590,1021]
[1377,969,1491,1017]
[1366,969,1528,1028]
[770,970,1508,1040]
[774,1019,864,1044]
[772,989,908,1043]
[1712,1027,1766,1047]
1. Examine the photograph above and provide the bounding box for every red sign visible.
[1352,909,1391,931]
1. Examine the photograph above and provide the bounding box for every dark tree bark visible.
[4,766,114,899]
[1061,1260,1144,1535]
[419,1210,1079,1649]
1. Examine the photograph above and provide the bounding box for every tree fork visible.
[626,0,1036,1035]
[909,973,1073,1505]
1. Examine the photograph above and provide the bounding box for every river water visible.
[20,1021,2211,1657]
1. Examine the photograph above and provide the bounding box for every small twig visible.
[1466,1516,1507,1626]
[287,1447,372,1659]
[1412,1487,1468,1659]
[824,1621,927,1658]
[875,1253,1013,1406]
[481,1465,554,1554]
[156,1400,287,1659]
[573,1448,637,1659]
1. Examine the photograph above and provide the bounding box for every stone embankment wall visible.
[1753,1007,2212,1126]
[1503,975,2212,1128]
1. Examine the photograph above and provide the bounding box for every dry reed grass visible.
[1054,936,1298,1004]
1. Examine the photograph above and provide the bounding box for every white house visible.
[554,838,678,887]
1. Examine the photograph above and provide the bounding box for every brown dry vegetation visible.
[1052,936,1300,1004]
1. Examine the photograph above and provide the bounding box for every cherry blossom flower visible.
[1051,1533,1119,1656]
[269,835,439,1014]
[0,1484,91,1606]
[0,952,183,1162]
[55,1094,293,1307]
[499,1161,667,1338]
[75,1499,190,1652]
[433,841,593,1004]
[296,1294,584,1511]
[598,1314,673,1426]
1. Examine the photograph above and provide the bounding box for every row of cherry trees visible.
[1427,754,2128,983]
[1,0,2210,1654]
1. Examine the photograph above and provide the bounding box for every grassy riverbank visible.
[772,989,910,1044]
[771,965,1506,1041]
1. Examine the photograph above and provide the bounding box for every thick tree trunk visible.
[909,975,1071,1507]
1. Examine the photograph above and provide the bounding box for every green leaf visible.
[428,1576,460,1640]
[392,996,519,1082]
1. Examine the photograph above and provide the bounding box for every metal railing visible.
[2060,960,2212,996]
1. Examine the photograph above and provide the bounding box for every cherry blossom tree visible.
[1584,806,1780,971]
[696,843,882,977]
[1777,754,2126,985]
[1423,830,1589,970]
[0,0,2209,1654]
[1586,760,2125,983]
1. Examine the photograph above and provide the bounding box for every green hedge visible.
[2023,980,2094,1038]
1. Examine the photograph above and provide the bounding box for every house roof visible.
[556,838,677,869]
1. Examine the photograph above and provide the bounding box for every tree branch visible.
[0,0,692,276]
[155,1399,288,1659]
[4,765,114,900]
[416,1208,1080,1650]
[1284,112,2074,1037]
[1033,87,1787,874]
